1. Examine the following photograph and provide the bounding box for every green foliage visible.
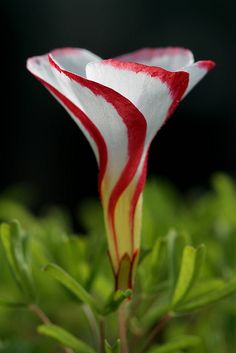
[38,324,95,353]
[147,335,201,353]
[105,339,120,353]
[0,220,35,302]
[102,289,132,316]
[171,244,205,307]
[43,263,100,314]
[175,277,236,313]
[0,173,236,353]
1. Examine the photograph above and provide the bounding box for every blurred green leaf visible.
[166,230,188,297]
[150,238,166,276]
[105,339,120,353]
[176,277,236,312]
[43,263,100,313]
[0,198,38,230]
[78,199,104,233]
[0,220,35,301]
[147,335,201,353]
[85,237,107,291]
[142,238,166,291]
[185,278,225,301]
[38,324,95,353]
[0,175,236,353]
[171,244,205,307]
[141,299,170,330]
[143,179,183,246]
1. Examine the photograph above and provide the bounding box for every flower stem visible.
[28,304,74,353]
[118,301,130,353]
[28,304,51,325]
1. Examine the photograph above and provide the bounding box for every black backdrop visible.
[1,0,236,213]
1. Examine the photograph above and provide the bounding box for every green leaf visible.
[105,339,120,353]
[171,244,205,307]
[150,238,166,275]
[147,335,201,353]
[139,248,151,264]
[102,289,132,315]
[166,230,188,297]
[85,238,107,291]
[0,198,38,229]
[175,277,236,313]
[143,237,166,290]
[43,263,100,313]
[38,324,95,353]
[141,298,170,330]
[0,220,35,301]
[185,278,225,302]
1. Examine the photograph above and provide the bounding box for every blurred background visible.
[1,0,236,217]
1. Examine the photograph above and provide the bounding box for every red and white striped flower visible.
[27,47,215,290]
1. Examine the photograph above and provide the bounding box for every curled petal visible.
[116,47,194,71]
[49,47,101,77]
[27,47,215,290]
[86,59,189,289]
[27,51,147,280]
[115,47,215,100]
[86,59,189,147]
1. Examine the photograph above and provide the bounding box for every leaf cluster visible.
[0,173,235,353]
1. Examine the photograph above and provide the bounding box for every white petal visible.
[27,54,60,88]
[27,54,146,200]
[116,47,194,71]
[86,59,188,148]
[50,47,101,77]
[27,54,100,161]
[86,60,188,250]
[27,53,147,271]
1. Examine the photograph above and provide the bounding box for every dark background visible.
[1,0,236,213]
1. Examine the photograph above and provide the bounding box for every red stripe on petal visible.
[166,72,189,118]
[85,58,189,257]
[101,59,189,123]
[102,58,186,78]
[108,113,146,260]
[130,152,148,252]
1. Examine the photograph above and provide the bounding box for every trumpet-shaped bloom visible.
[27,47,215,290]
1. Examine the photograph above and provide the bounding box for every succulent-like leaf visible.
[171,244,205,307]
[0,220,35,301]
[175,277,236,313]
[166,230,188,296]
[38,324,95,353]
[43,263,100,313]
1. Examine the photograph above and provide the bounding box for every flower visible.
[27,47,215,290]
